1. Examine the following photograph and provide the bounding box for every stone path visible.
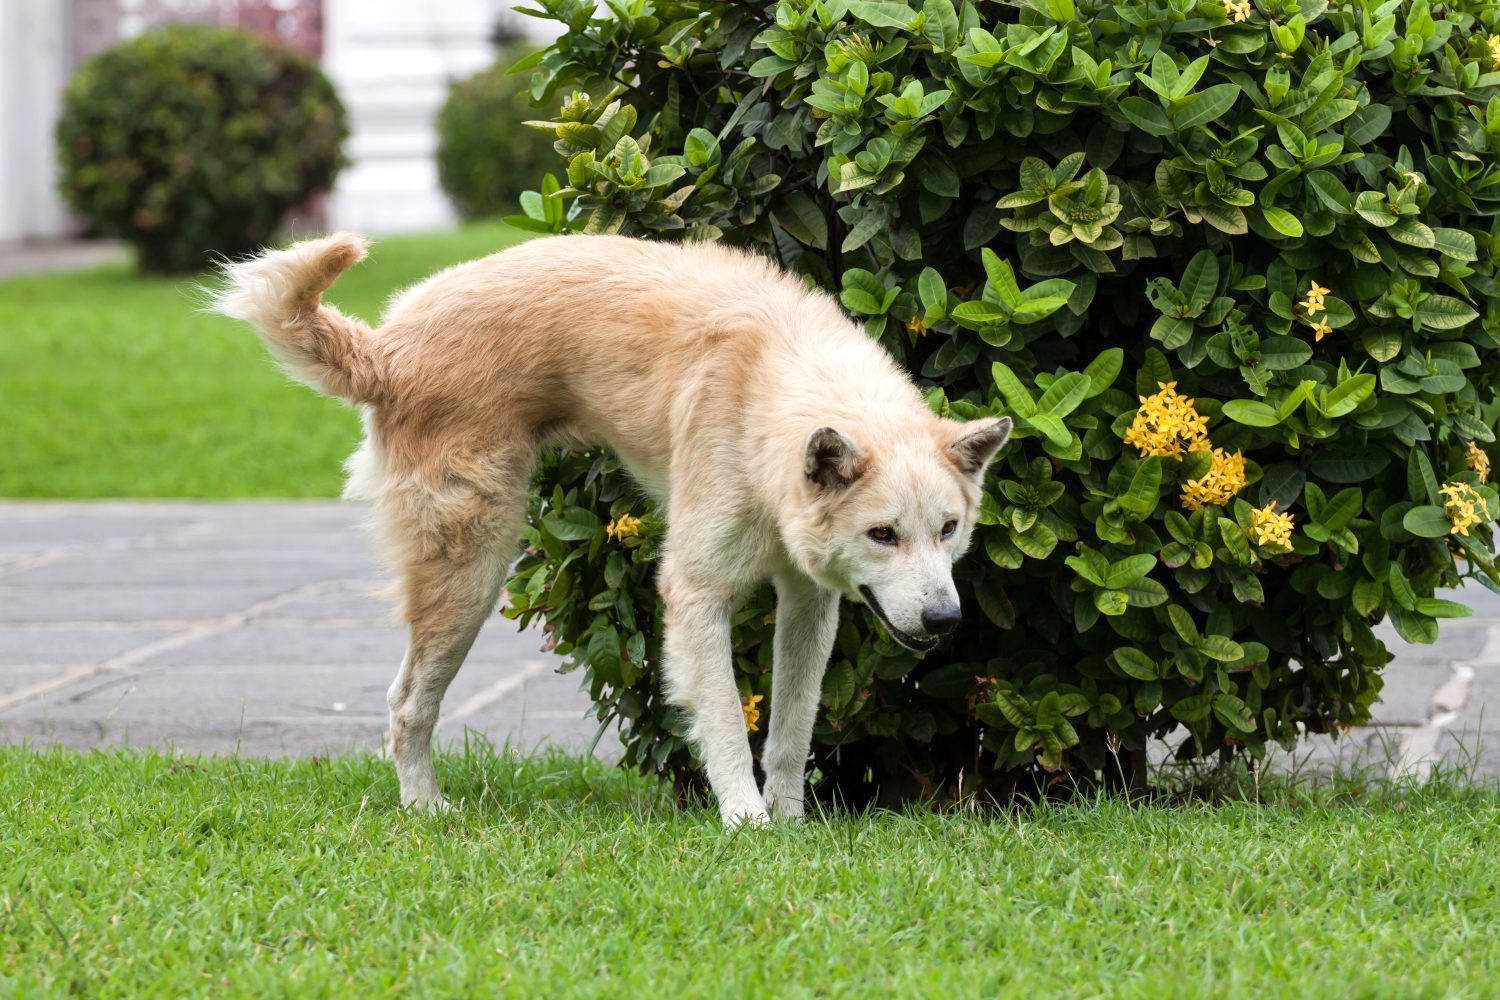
[0,501,608,759]
[0,238,127,279]
[0,501,1494,780]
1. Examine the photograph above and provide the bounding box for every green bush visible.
[56,26,347,273]
[504,0,1500,806]
[436,51,558,220]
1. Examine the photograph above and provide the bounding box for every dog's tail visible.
[210,232,384,404]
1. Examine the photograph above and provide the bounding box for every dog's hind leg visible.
[381,454,528,812]
[762,572,840,821]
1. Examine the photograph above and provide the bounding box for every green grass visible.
[2,746,1497,997]
[0,223,529,498]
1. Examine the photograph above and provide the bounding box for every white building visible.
[0,0,523,249]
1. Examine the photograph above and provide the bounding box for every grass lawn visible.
[0,223,529,498]
[2,747,1496,997]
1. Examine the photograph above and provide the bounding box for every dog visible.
[213,233,1010,826]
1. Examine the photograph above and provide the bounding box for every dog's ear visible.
[946,416,1011,478]
[805,426,866,491]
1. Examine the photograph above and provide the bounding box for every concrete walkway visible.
[0,502,606,758]
[0,238,128,279]
[0,501,1494,779]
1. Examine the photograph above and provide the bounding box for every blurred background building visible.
[0,0,531,247]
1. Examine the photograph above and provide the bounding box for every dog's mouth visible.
[857,586,939,653]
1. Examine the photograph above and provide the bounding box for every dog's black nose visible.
[921,604,962,636]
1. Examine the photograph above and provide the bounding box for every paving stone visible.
[0,509,189,560]
[0,716,385,758]
[140,618,541,668]
[0,581,300,623]
[1366,659,1459,725]
[0,626,174,667]
[254,586,400,622]
[0,665,87,701]
[4,549,379,588]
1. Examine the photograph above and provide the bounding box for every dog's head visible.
[791,415,1011,652]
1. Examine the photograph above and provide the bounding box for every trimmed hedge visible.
[437,51,558,220]
[56,26,347,273]
[504,0,1500,805]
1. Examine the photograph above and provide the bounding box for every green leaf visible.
[1113,647,1159,680]
[1179,250,1220,305]
[1223,400,1281,427]
[1118,97,1174,136]
[1013,522,1059,559]
[921,0,961,49]
[1083,348,1124,396]
[1414,598,1472,619]
[1259,336,1312,371]
[1065,554,1106,586]
[1036,371,1090,417]
[1094,589,1129,616]
[992,363,1038,418]
[774,192,829,250]
[1402,505,1451,538]
[1167,604,1199,643]
[1261,206,1304,237]
[1317,488,1363,531]
[1218,520,1251,564]
[1321,374,1375,418]
[1212,693,1257,732]
[846,0,920,29]
[541,508,602,541]
[1414,295,1478,331]
[1199,635,1244,662]
[1118,456,1163,517]
[1171,84,1239,130]
[822,660,856,709]
[1431,227,1478,261]
[1104,554,1157,590]
[1171,693,1213,722]
[917,267,947,318]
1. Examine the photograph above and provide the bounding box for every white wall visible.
[0,0,71,245]
[322,0,516,234]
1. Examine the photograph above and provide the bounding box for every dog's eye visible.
[941,520,958,538]
[867,526,897,545]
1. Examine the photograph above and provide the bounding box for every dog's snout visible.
[921,603,962,635]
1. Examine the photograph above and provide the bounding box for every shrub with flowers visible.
[503,0,1500,804]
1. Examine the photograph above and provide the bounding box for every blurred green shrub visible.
[56,26,347,273]
[436,51,556,219]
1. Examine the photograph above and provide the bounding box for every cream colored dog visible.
[214,233,1010,826]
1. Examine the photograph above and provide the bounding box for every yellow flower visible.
[1440,481,1491,537]
[1466,441,1491,481]
[605,514,642,541]
[1250,500,1295,549]
[1488,34,1500,70]
[1123,381,1212,458]
[1298,280,1330,316]
[1311,318,1332,342]
[741,693,764,732]
[1222,0,1251,21]
[906,316,928,336]
[1180,448,1247,511]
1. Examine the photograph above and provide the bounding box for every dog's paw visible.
[719,794,771,830]
[763,779,806,822]
[402,794,451,816]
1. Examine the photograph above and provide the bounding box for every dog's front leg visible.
[763,572,840,820]
[661,577,768,828]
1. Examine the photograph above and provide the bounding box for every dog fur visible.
[213,233,1010,825]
